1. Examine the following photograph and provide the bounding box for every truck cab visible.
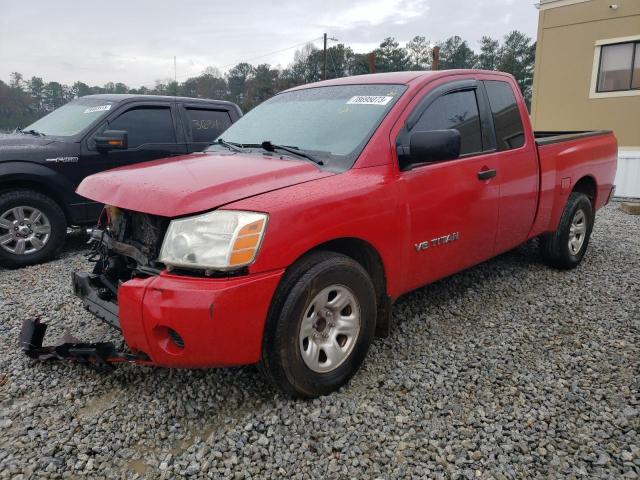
[0,94,241,268]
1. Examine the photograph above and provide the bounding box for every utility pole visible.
[323,33,328,80]
[367,52,376,74]
[173,56,177,95]
[432,46,440,71]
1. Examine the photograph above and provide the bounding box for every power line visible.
[134,36,323,89]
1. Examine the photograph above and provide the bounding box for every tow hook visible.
[19,319,144,372]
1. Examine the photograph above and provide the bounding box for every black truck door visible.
[179,104,233,153]
[78,101,187,221]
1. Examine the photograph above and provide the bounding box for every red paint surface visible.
[79,70,618,368]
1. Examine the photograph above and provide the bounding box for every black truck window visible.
[109,107,175,148]
[484,81,525,151]
[413,90,483,156]
[185,109,232,143]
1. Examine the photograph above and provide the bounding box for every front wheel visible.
[260,251,377,398]
[0,190,67,269]
[540,192,594,270]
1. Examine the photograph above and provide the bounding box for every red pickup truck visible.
[21,70,617,398]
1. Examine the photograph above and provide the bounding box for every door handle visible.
[477,168,497,181]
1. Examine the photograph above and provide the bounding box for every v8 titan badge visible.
[415,232,460,252]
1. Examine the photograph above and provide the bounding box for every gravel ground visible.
[0,203,638,479]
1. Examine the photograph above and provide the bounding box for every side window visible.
[185,108,232,143]
[484,81,525,151]
[413,90,483,156]
[108,107,175,148]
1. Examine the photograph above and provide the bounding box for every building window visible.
[597,41,640,92]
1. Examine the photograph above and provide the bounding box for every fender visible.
[0,161,83,223]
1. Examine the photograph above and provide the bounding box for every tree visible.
[497,31,536,106]
[245,63,278,109]
[438,36,477,69]
[478,36,500,70]
[42,82,66,110]
[70,81,91,98]
[10,72,24,90]
[406,36,431,70]
[227,62,255,107]
[375,37,409,72]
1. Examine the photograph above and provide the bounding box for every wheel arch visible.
[0,178,71,222]
[289,236,392,338]
[572,175,597,207]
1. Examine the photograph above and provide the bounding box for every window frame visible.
[482,80,527,152]
[396,79,496,170]
[590,35,640,99]
[86,100,180,151]
[180,105,233,144]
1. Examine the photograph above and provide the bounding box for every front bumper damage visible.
[21,266,285,370]
[19,318,146,372]
[19,271,151,371]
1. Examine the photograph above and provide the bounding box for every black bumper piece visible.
[72,271,120,329]
[20,318,119,372]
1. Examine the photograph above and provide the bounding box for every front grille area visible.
[106,208,169,267]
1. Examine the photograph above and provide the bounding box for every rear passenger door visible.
[180,105,233,152]
[481,79,538,253]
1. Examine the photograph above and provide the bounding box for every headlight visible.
[159,210,267,271]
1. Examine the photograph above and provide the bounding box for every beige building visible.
[531,0,640,197]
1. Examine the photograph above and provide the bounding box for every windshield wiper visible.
[214,138,243,152]
[259,141,324,166]
[20,129,46,137]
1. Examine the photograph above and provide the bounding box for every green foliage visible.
[496,31,536,107]
[0,31,537,131]
[438,36,477,69]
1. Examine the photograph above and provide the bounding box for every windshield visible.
[24,98,116,137]
[212,84,407,170]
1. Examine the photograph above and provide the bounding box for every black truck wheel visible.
[540,192,594,270]
[260,251,377,398]
[0,190,67,269]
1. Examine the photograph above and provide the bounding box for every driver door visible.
[79,103,186,220]
[398,82,500,291]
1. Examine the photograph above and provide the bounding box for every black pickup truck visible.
[0,94,241,268]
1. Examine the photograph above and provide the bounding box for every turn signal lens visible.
[229,219,266,267]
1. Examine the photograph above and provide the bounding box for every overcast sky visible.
[0,0,538,88]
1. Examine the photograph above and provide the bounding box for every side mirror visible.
[407,129,461,165]
[95,130,128,151]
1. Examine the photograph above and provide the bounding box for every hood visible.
[0,133,65,163]
[77,151,334,217]
[0,132,57,148]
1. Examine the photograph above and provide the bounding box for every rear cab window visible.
[184,108,232,144]
[484,81,525,151]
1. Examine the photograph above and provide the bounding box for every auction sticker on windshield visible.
[84,105,112,114]
[346,96,393,106]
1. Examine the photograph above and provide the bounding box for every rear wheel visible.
[0,190,67,269]
[540,192,593,269]
[260,251,377,398]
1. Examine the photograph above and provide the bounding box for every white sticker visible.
[346,96,393,106]
[84,105,112,114]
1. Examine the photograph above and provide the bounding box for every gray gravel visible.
[1,203,639,479]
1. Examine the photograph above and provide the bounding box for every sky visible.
[0,0,538,88]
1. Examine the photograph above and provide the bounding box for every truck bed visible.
[534,130,613,146]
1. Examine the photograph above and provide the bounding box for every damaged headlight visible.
[159,210,268,271]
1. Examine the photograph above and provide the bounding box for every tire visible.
[540,192,594,270]
[0,190,67,269]
[260,251,377,398]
